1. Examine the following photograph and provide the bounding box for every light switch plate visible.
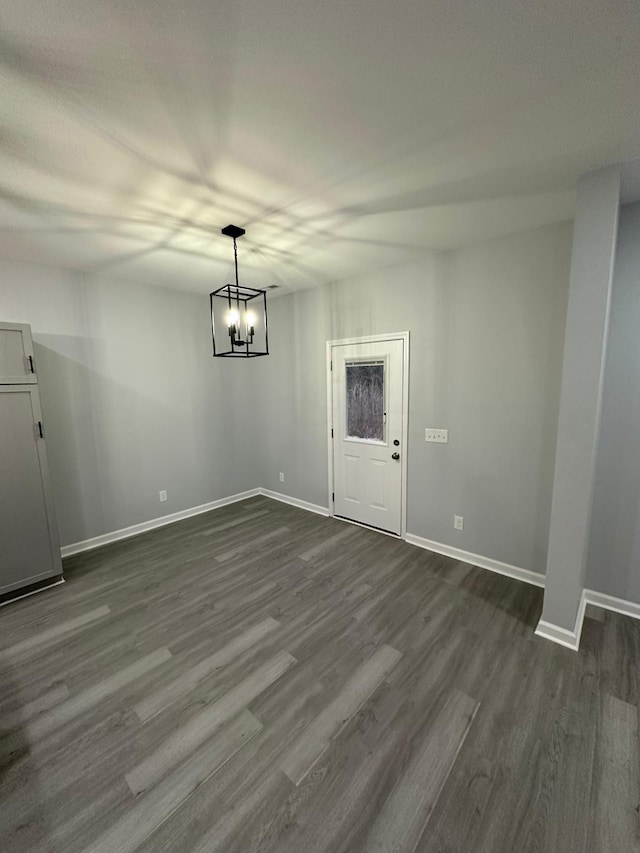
[425,428,448,443]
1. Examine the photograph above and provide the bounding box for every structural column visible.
[537,167,620,647]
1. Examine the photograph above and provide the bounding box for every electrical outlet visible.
[425,428,448,443]
[454,515,464,530]
[279,472,285,482]
[159,490,167,502]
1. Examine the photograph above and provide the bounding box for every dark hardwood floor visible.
[1,496,639,852]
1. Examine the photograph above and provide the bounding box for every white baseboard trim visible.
[534,588,640,652]
[60,489,262,558]
[258,488,330,517]
[534,589,587,652]
[405,532,545,589]
[584,589,640,621]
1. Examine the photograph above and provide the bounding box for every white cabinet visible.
[0,323,62,601]
[0,321,38,384]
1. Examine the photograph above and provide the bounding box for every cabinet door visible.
[0,322,37,384]
[0,386,62,596]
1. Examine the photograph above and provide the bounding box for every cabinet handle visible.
[28,355,35,374]
[37,421,44,439]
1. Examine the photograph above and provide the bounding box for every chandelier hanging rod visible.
[221,224,245,291]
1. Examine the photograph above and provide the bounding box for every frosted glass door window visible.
[346,362,385,441]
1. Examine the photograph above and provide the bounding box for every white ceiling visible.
[1,0,640,295]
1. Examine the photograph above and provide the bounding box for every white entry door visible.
[331,337,406,535]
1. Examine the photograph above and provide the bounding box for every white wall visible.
[255,222,572,574]
[0,258,256,547]
[587,201,640,603]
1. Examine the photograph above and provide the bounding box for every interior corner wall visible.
[587,200,640,603]
[0,257,258,547]
[255,222,572,574]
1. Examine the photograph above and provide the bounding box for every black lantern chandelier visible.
[210,225,269,358]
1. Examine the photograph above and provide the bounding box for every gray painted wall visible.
[0,258,256,546]
[587,201,640,603]
[0,221,572,577]
[541,168,620,631]
[255,222,572,574]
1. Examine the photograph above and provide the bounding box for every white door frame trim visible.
[326,332,410,539]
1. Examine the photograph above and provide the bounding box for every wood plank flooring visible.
[0,495,639,852]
